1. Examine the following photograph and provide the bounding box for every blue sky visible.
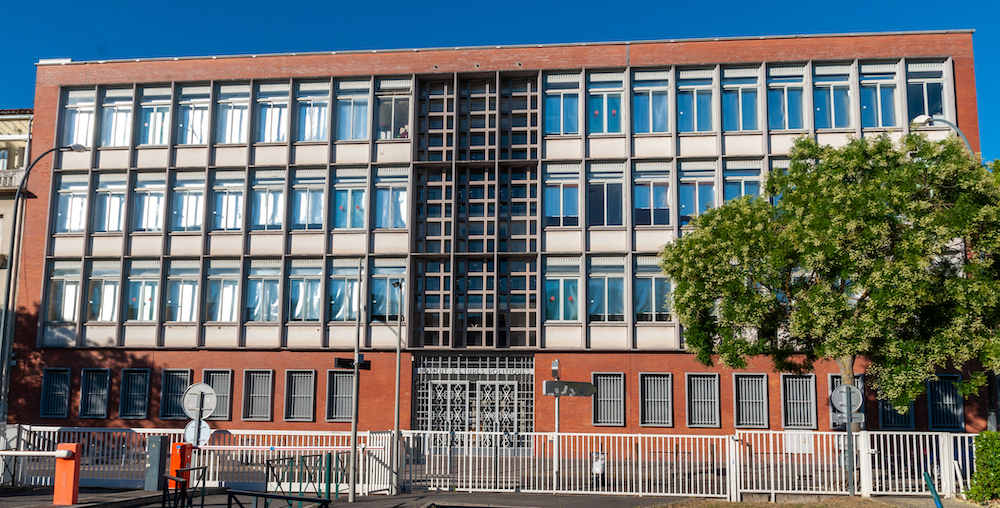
[2,0,997,161]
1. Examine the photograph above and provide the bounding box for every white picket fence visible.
[0,425,980,501]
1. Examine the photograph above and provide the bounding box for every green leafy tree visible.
[660,134,1000,406]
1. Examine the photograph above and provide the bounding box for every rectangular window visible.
[79,369,110,419]
[633,71,669,134]
[40,368,71,418]
[139,87,171,146]
[723,161,762,201]
[47,261,81,323]
[62,89,95,147]
[211,171,245,230]
[86,261,120,322]
[132,173,165,232]
[330,260,362,322]
[215,84,250,144]
[250,171,285,231]
[544,257,579,322]
[55,174,88,234]
[0,149,7,171]
[635,257,670,322]
[119,369,150,419]
[906,62,946,122]
[687,373,720,427]
[126,261,159,322]
[203,370,232,420]
[243,370,273,421]
[291,170,325,230]
[588,257,625,322]
[813,66,852,129]
[767,67,805,130]
[678,162,716,226]
[544,74,579,135]
[205,260,239,322]
[171,172,205,232]
[326,370,353,421]
[375,186,407,229]
[165,260,199,322]
[734,374,768,428]
[334,187,366,229]
[587,164,624,227]
[288,260,322,322]
[370,261,405,322]
[640,373,672,426]
[587,72,623,134]
[160,369,191,419]
[285,370,315,421]
[176,85,210,145]
[722,69,758,131]
[100,88,133,147]
[336,81,370,141]
[634,163,670,226]
[860,64,898,128]
[830,374,865,430]
[377,78,411,139]
[544,163,580,227]
[593,373,625,426]
[878,400,914,430]
[255,83,289,143]
[928,374,963,431]
[93,173,126,233]
[296,82,330,142]
[246,260,281,322]
[677,70,714,132]
[781,374,816,429]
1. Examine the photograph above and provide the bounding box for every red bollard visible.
[53,443,81,506]
[169,443,193,489]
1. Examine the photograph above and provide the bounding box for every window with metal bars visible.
[592,373,624,426]
[829,374,865,429]
[878,400,914,430]
[734,374,768,428]
[686,373,720,427]
[160,370,191,419]
[640,373,671,426]
[781,374,816,429]
[243,370,273,421]
[40,368,71,418]
[327,371,353,421]
[928,374,964,431]
[120,369,150,419]
[79,369,110,419]
[203,370,232,420]
[284,370,315,421]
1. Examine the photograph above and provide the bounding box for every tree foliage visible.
[659,134,1000,406]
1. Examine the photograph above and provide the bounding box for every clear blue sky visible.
[2,0,997,161]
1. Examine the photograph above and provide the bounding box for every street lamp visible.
[910,114,973,154]
[390,280,403,495]
[0,144,87,422]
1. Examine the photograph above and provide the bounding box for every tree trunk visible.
[836,355,861,432]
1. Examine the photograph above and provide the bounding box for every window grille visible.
[327,371,354,421]
[782,374,816,428]
[40,368,71,418]
[734,374,768,427]
[79,369,110,419]
[593,373,624,426]
[928,375,963,430]
[203,370,232,420]
[120,369,150,419]
[686,374,720,427]
[161,370,191,419]
[879,400,914,430]
[285,370,315,421]
[829,374,865,429]
[243,370,273,421]
[640,373,672,426]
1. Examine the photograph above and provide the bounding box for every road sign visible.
[182,383,217,420]
[335,357,371,370]
[832,412,866,424]
[831,384,863,413]
[184,420,212,446]
[542,380,597,397]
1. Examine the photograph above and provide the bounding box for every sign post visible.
[543,360,598,491]
[831,383,863,497]
[182,383,217,448]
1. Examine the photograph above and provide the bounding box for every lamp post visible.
[0,144,86,422]
[390,279,403,495]
[910,114,974,154]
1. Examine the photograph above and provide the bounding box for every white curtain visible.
[217,103,248,143]
[64,107,94,146]
[141,105,170,145]
[101,105,132,147]
[178,103,208,144]
[298,100,328,142]
[173,190,204,231]
[258,102,288,143]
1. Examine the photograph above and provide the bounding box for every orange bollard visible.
[53,443,81,506]
[169,442,193,489]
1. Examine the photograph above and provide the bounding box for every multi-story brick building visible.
[7,30,986,435]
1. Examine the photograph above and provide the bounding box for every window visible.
[633,71,669,134]
[333,183,366,230]
[587,73,622,134]
[256,83,289,143]
[215,84,250,144]
[296,81,330,142]
[40,368,71,418]
[160,369,191,419]
[165,260,199,322]
[86,261,120,322]
[634,162,670,226]
[723,161,762,201]
[55,174,88,233]
[132,173,165,232]
[243,370,273,421]
[291,170,325,230]
[544,73,579,135]
[126,261,160,322]
[336,81,370,140]
[734,374,768,428]
[830,374,865,430]
[860,64,898,128]
[587,164,623,227]
[906,62,946,121]
[678,162,716,226]
[588,257,625,322]
[171,172,205,232]
[119,369,150,419]
[686,373,720,427]
[250,171,285,231]
[928,374,963,430]
[781,374,816,429]
[677,69,714,132]
[139,87,171,146]
[285,370,315,421]
[375,186,407,229]
[722,68,758,131]
[544,164,580,227]
[100,88,133,147]
[176,85,210,145]
[212,171,245,230]
[370,261,405,322]
[47,261,81,323]
[205,260,239,322]
[377,78,411,139]
[330,260,362,322]
[640,373,672,426]
[93,173,126,233]
[878,399,914,430]
[0,149,7,170]
[327,370,353,421]
[203,370,232,420]
[246,260,281,322]
[635,257,670,322]
[593,373,625,426]
[813,66,852,129]
[767,66,805,130]
[79,369,110,419]
[62,89,95,147]
[544,257,579,322]
[288,260,322,322]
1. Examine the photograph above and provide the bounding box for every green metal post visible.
[324,453,332,500]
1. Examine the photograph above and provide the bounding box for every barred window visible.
[781,374,816,429]
[686,373,720,427]
[243,370,273,421]
[40,368,71,418]
[79,369,110,419]
[879,400,914,430]
[640,373,671,426]
[160,370,191,419]
[120,369,150,419]
[284,370,315,422]
[327,371,354,421]
[829,374,865,430]
[203,370,232,420]
[592,373,624,426]
[928,374,964,431]
[734,374,768,428]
